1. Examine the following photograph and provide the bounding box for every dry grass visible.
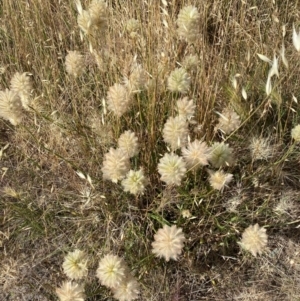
[1,0,300,300]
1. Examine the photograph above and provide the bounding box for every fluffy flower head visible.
[107,83,132,117]
[291,124,300,142]
[121,169,148,195]
[250,137,273,161]
[0,89,23,125]
[88,0,107,28]
[182,139,210,170]
[10,72,32,109]
[62,249,88,280]
[167,68,190,94]
[209,170,233,191]
[163,115,189,150]
[112,277,140,301]
[158,153,187,186]
[56,281,85,301]
[215,108,241,134]
[152,225,185,261]
[65,51,85,78]
[176,97,196,120]
[176,5,200,44]
[209,142,234,168]
[118,130,139,158]
[102,148,130,183]
[239,224,268,256]
[96,254,126,288]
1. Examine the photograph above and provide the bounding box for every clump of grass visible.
[1,0,300,300]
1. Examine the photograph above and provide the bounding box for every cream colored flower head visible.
[112,276,140,301]
[239,224,268,257]
[118,130,139,158]
[176,5,200,44]
[10,72,32,110]
[249,137,272,161]
[182,139,210,171]
[124,64,148,93]
[209,142,234,168]
[163,115,189,150]
[62,249,88,280]
[0,89,23,125]
[181,54,199,72]
[96,254,127,289]
[291,124,300,142]
[176,97,196,120]
[167,68,190,94]
[77,9,92,36]
[107,83,132,117]
[158,153,187,186]
[125,18,140,34]
[88,0,107,29]
[209,170,233,191]
[56,281,85,301]
[152,225,185,261]
[65,51,85,78]
[101,148,130,183]
[121,169,148,195]
[215,108,241,134]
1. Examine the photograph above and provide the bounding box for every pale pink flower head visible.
[152,225,185,261]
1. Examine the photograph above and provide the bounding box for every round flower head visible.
[88,0,107,29]
[77,10,92,36]
[96,254,127,288]
[101,148,130,183]
[10,72,32,110]
[181,54,199,72]
[158,153,187,186]
[0,89,23,125]
[152,225,185,261]
[121,169,148,195]
[208,170,233,191]
[182,139,210,170]
[62,249,88,280]
[215,108,241,134]
[176,97,196,120]
[112,276,140,301]
[239,224,268,257]
[125,18,140,35]
[209,142,234,168]
[163,115,189,150]
[176,5,200,44]
[56,281,85,301]
[118,130,139,158]
[124,64,148,93]
[249,137,272,161]
[107,83,132,117]
[167,68,190,94]
[291,124,300,142]
[65,51,85,78]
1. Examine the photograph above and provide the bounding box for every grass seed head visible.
[158,153,187,186]
[101,148,131,183]
[62,249,88,280]
[65,51,85,78]
[88,0,107,29]
[121,169,148,195]
[151,224,185,261]
[163,115,189,150]
[239,224,268,257]
[112,276,140,301]
[118,130,139,158]
[167,68,190,94]
[208,170,233,191]
[0,89,23,125]
[291,124,300,142]
[182,139,210,171]
[106,83,132,117]
[10,72,32,110]
[176,97,196,120]
[56,281,85,301]
[215,107,241,134]
[249,137,273,161]
[96,254,127,289]
[176,5,200,44]
[209,142,234,168]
